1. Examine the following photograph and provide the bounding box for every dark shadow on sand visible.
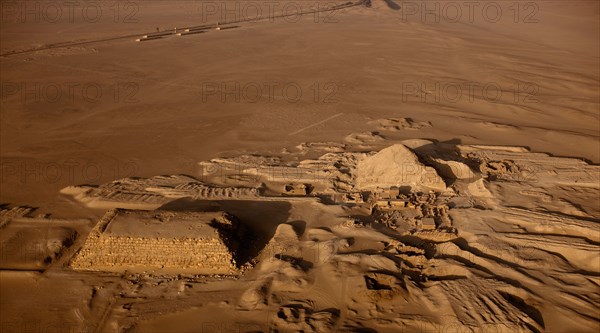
[158,198,293,266]
[384,0,401,10]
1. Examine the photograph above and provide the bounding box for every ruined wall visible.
[69,209,239,274]
[174,183,260,199]
[71,235,236,272]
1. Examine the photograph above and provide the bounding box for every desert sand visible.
[1,1,598,332]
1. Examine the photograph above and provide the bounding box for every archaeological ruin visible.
[70,209,247,274]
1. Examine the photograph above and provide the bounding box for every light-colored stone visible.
[355,144,446,192]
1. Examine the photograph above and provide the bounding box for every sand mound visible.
[355,144,446,191]
[296,142,347,153]
[369,118,432,131]
[432,158,477,180]
[344,131,385,145]
[272,303,339,333]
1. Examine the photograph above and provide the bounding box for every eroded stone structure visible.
[70,209,245,274]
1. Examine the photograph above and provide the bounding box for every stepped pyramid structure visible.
[70,209,245,274]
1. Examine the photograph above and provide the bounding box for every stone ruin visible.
[70,209,247,275]
[368,187,454,234]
